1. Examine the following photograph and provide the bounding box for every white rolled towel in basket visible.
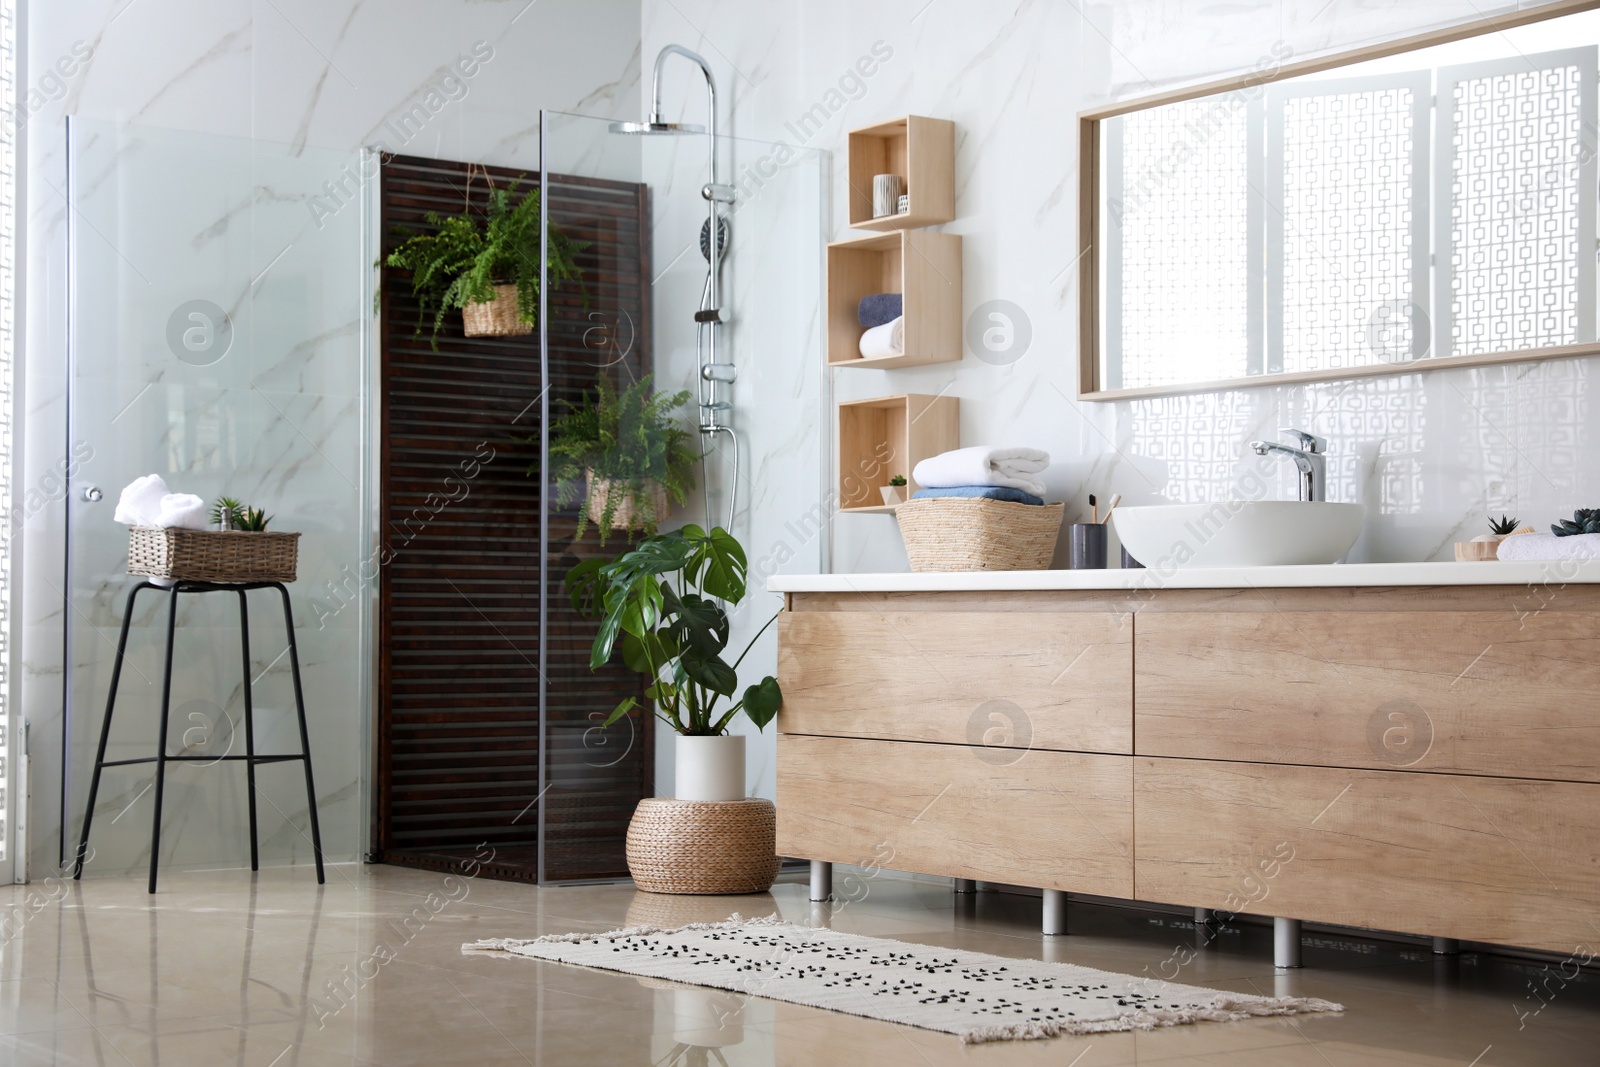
[114,474,207,531]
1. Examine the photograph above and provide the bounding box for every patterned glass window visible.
[1438,49,1598,357]
[1103,46,1600,387]
[1103,97,1257,389]
[1267,75,1431,372]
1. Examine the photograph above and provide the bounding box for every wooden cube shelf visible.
[838,393,960,513]
[847,116,955,231]
[827,230,962,369]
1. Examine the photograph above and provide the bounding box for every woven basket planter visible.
[625,798,780,895]
[461,283,533,338]
[128,527,300,584]
[586,471,669,532]
[895,498,1064,572]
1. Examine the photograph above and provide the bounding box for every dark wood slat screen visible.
[377,154,653,882]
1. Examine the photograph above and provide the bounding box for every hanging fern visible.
[543,374,699,544]
[383,178,584,348]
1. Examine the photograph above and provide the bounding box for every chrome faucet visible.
[1249,428,1328,502]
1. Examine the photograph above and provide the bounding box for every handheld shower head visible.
[700,216,729,262]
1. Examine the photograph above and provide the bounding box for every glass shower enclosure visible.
[59,110,826,887]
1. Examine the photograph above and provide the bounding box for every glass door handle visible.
[81,485,103,502]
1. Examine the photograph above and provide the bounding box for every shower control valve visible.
[701,364,737,383]
[702,182,736,203]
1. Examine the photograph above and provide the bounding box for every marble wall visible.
[20,0,641,878]
[641,0,1600,792]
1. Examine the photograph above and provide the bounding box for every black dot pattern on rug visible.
[536,923,1273,1036]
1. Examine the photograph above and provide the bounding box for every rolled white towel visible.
[114,474,171,526]
[913,445,1050,498]
[859,316,904,360]
[1496,531,1600,561]
[155,493,208,531]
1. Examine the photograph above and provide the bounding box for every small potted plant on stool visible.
[567,525,783,893]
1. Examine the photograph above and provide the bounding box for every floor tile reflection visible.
[0,865,1595,1066]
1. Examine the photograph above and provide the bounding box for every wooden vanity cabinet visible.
[775,584,1600,955]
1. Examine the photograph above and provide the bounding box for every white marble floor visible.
[0,863,1594,1065]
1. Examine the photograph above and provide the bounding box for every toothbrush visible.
[1090,494,1098,524]
[1100,495,1121,524]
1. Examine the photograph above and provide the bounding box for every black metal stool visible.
[74,580,325,893]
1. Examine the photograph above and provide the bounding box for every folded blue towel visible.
[858,293,903,328]
[911,485,1045,506]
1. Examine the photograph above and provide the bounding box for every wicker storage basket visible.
[461,283,533,337]
[128,527,300,583]
[625,797,780,895]
[586,471,669,532]
[895,498,1064,572]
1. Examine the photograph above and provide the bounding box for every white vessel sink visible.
[1112,501,1365,568]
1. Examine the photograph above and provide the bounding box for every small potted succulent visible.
[210,496,272,532]
[1470,514,1521,547]
[383,177,583,346]
[880,474,908,506]
[543,374,699,544]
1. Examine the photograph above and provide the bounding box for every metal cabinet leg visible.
[1432,937,1460,955]
[953,878,976,894]
[75,582,152,879]
[147,587,181,894]
[809,860,832,902]
[1274,917,1302,968]
[1043,889,1068,936]
[1195,907,1212,924]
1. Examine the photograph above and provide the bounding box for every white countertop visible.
[768,559,1600,592]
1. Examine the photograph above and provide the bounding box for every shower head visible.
[609,120,706,135]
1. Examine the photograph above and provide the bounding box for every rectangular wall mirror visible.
[1079,0,1600,399]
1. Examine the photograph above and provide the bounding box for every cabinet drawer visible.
[776,735,1132,895]
[778,610,1131,754]
[1135,610,1600,780]
[1133,756,1600,953]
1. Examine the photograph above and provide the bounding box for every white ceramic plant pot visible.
[879,486,904,506]
[675,734,745,802]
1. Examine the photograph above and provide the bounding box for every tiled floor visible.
[0,863,1595,1065]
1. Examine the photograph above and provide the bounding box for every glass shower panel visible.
[539,110,826,851]
[537,111,653,883]
[65,119,365,876]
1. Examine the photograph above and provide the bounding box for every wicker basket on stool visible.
[127,527,300,583]
[625,798,780,895]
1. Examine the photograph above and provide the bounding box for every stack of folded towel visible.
[858,293,903,359]
[910,446,1050,505]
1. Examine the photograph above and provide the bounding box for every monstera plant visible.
[566,525,781,736]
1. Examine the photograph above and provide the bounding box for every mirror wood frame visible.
[1077,0,1600,401]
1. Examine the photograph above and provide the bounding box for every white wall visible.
[20,0,641,878]
[642,0,1599,790]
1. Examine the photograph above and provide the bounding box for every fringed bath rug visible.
[463,915,1343,1044]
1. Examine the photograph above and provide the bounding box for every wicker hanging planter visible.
[586,471,670,532]
[461,283,532,338]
